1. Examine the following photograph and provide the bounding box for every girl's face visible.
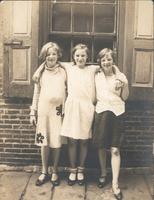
[45,47,58,68]
[73,49,88,68]
[100,53,113,74]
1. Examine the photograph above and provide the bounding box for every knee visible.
[111,147,120,156]
[68,138,77,146]
[80,139,88,146]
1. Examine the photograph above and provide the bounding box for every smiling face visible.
[73,49,88,68]
[45,47,58,68]
[100,53,114,75]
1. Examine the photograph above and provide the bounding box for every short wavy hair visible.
[97,48,115,66]
[39,42,62,62]
[72,43,90,64]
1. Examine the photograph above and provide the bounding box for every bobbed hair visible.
[97,48,115,66]
[39,42,62,62]
[72,43,90,64]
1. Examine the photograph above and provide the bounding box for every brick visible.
[5,139,21,143]
[5,110,20,114]
[14,144,29,148]
[21,149,38,153]
[5,148,21,153]
[0,124,12,129]
[4,119,21,124]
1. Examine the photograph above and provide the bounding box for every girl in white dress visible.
[60,44,97,186]
[30,42,66,187]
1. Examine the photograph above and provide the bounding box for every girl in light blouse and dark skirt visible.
[93,48,129,200]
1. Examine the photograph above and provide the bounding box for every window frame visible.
[48,0,119,63]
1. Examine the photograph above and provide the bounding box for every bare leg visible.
[41,146,50,174]
[79,139,88,167]
[77,139,88,182]
[98,148,107,177]
[68,138,78,181]
[51,148,61,181]
[36,146,50,185]
[52,148,61,172]
[68,138,78,168]
[111,147,121,194]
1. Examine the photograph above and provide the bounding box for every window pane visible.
[73,37,92,62]
[94,4,115,33]
[52,4,71,32]
[49,35,71,61]
[94,38,113,62]
[94,0,115,3]
[73,0,93,2]
[73,5,93,32]
[51,0,71,2]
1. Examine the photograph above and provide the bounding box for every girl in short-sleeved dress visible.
[30,42,66,187]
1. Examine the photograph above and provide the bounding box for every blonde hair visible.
[39,42,62,62]
[97,48,115,66]
[72,43,90,64]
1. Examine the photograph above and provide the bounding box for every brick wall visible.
[0,98,153,168]
[0,5,153,168]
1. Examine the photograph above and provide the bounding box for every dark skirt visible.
[92,111,124,149]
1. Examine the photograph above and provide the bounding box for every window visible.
[49,0,118,63]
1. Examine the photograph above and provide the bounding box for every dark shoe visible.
[114,191,123,200]
[51,173,60,186]
[112,184,123,200]
[68,168,77,186]
[97,176,106,188]
[77,167,85,186]
[35,173,49,186]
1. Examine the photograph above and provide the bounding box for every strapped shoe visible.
[68,168,77,186]
[77,166,85,186]
[35,173,49,186]
[51,172,60,187]
[97,176,107,188]
[112,183,123,200]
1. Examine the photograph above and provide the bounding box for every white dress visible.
[31,65,66,148]
[61,64,96,140]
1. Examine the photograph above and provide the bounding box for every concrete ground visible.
[0,170,153,200]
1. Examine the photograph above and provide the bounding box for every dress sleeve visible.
[32,63,45,83]
[30,83,41,115]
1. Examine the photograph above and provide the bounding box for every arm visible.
[120,81,129,101]
[30,83,41,125]
[60,61,73,70]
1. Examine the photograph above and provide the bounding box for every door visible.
[3,1,39,98]
[123,0,154,101]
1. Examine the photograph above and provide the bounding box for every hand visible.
[30,115,37,126]
[115,80,124,91]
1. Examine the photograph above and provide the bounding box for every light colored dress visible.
[31,64,66,148]
[61,64,97,140]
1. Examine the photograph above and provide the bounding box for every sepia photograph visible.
[0,0,153,199]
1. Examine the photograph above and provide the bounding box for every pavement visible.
[0,170,153,200]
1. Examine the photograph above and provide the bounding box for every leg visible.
[52,147,61,172]
[35,146,50,186]
[41,146,50,174]
[77,139,89,185]
[97,148,107,188]
[67,138,78,185]
[51,148,61,186]
[98,148,107,177]
[79,139,89,167]
[68,138,78,168]
[111,147,123,199]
